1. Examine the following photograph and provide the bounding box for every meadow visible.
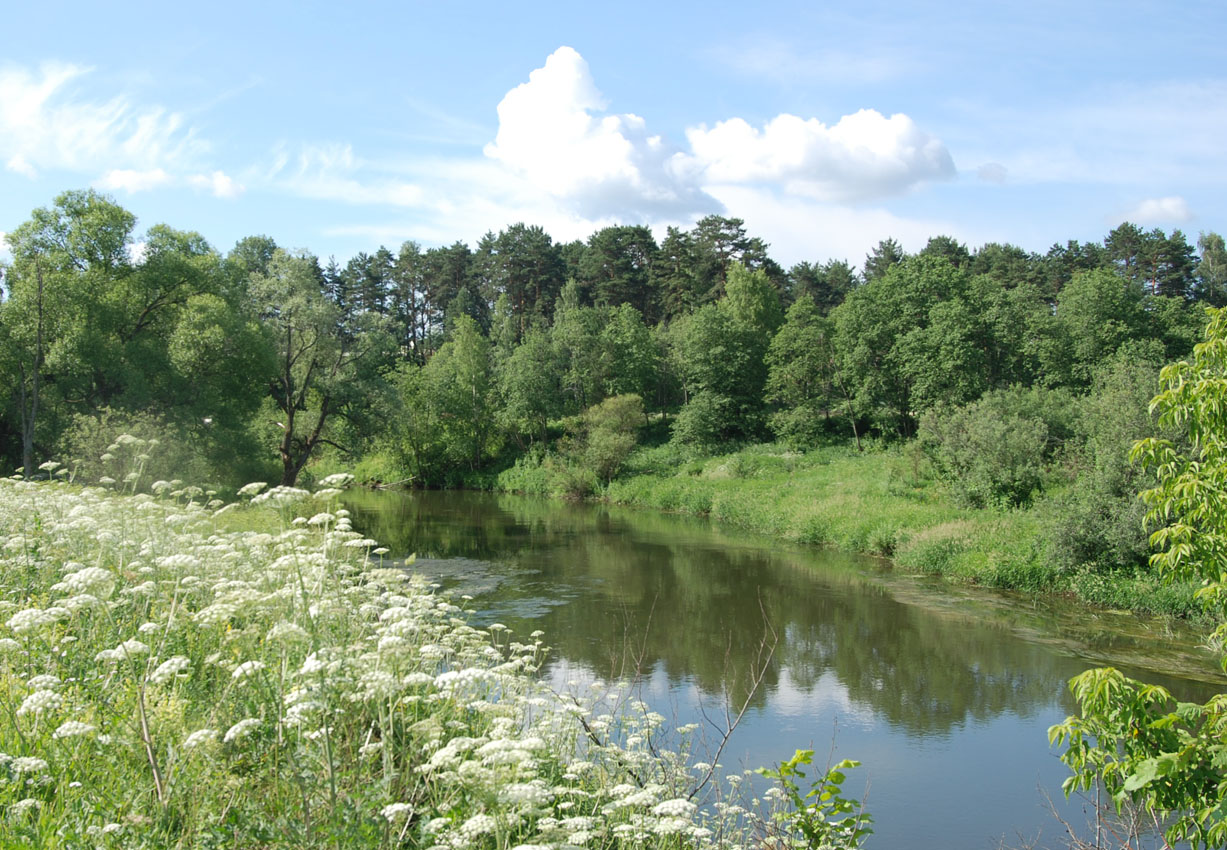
[0,454,868,849]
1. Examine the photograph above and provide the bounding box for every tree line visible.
[2,188,1225,495]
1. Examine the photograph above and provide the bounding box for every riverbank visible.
[532,441,1201,620]
[0,475,846,848]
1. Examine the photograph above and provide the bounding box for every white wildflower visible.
[27,674,61,690]
[459,814,498,837]
[10,798,40,816]
[7,606,68,634]
[183,728,219,750]
[232,660,266,681]
[53,720,96,739]
[381,802,413,823]
[266,621,309,644]
[148,655,191,684]
[318,473,354,488]
[237,482,267,497]
[652,799,697,818]
[17,689,63,716]
[223,718,261,743]
[10,756,48,773]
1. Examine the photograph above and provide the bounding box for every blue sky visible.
[2,0,1224,269]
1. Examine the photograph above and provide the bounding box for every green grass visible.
[604,441,1201,617]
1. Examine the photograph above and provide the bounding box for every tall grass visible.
[0,463,866,848]
[605,442,1200,615]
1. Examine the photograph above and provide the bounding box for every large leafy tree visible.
[0,190,136,471]
[1197,232,1227,306]
[765,296,858,448]
[831,254,977,436]
[251,250,394,486]
[671,264,782,444]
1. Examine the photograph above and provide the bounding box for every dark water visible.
[345,489,1225,850]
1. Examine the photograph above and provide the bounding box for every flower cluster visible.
[0,470,822,849]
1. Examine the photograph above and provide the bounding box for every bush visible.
[671,391,735,448]
[58,408,214,490]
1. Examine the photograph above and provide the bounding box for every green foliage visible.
[670,264,781,444]
[1044,351,1167,574]
[831,255,981,436]
[919,386,1074,508]
[765,297,841,448]
[1052,308,1227,847]
[757,749,872,849]
[670,391,735,448]
[580,394,644,483]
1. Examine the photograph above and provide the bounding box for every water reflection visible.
[345,490,1222,734]
[345,489,1226,849]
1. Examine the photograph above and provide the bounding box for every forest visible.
[2,188,1226,590]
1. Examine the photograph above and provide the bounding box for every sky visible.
[2,0,1224,270]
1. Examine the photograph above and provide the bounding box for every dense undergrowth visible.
[0,468,870,849]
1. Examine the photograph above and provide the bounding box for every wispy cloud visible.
[0,62,242,198]
[953,79,1227,188]
[268,143,424,206]
[717,37,911,85]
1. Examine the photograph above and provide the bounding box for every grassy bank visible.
[591,442,1202,619]
[0,472,867,849]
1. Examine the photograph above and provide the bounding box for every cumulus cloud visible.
[483,46,715,220]
[0,63,206,180]
[683,110,955,202]
[706,184,969,268]
[1127,196,1193,225]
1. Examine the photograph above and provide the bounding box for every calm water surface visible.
[345,489,1225,850]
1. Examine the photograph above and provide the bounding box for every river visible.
[344,489,1224,850]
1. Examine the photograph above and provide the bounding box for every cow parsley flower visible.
[17,689,63,716]
[232,660,266,681]
[223,718,260,743]
[148,655,191,684]
[53,720,96,739]
[183,729,219,750]
[381,802,414,823]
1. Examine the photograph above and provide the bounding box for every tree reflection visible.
[343,490,1222,736]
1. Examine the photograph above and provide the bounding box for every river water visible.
[344,489,1224,850]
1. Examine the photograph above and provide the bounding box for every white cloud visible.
[976,162,1008,184]
[483,46,715,220]
[0,63,206,180]
[683,110,955,202]
[1127,196,1193,225]
[188,170,244,199]
[272,143,424,206]
[706,184,969,268]
[6,154,36,178]
[719,38,909,85]
[96,167,173,193]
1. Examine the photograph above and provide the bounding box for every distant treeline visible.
[1,189,1224,502]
